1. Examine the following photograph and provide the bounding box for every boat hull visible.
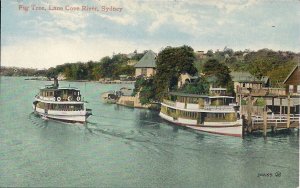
[33,105,90,123]
[159,112,243,137]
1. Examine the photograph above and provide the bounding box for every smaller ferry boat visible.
[33,78,92,123]
[101,91,119,104]
[159,88,243,137]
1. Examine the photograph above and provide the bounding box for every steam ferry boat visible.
[33,78,92,123]
[159,88,243,137]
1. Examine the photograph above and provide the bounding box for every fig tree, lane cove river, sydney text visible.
[18,4,123,13]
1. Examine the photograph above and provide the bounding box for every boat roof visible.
[40,85,80,91]
[35,98,84,104]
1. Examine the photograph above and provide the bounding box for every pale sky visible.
[1,0,300,69]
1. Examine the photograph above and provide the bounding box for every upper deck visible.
[162,91,238,112]
[36,84,83,102]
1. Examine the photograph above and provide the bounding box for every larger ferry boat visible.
[33,79,92,123]
[159,88,243,137]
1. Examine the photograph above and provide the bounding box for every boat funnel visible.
[53,77,59,88]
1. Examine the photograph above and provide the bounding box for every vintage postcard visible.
[1,0,299,187]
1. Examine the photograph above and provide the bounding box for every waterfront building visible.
[283,63,300,96]
[134,50,156,78]
[177,72,199,88]
[231,71,269,94]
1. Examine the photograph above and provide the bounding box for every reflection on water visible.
[0,77,298,187]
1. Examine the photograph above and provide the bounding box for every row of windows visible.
[161,106,236,121]
[41,91,54,97]
[168,96,233,104]
[173,96,206,104]
[37,102,84,111]
[40,90,80,97]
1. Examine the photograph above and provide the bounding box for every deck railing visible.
[163,99,176,107]
[237,87,287,96]
[203,105,235,111]
[251,114,300,124]
[163,99,236,111]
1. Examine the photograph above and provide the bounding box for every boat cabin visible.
[165,92,235,107]
[36,102,84,111]
[161,92,238,124]
[39,86,82,102]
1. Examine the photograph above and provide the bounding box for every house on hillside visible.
[283,63,300,96]
[195,51,206,59]
[177,72,199,88]
[134,50,156,78]
[231,72,269,94]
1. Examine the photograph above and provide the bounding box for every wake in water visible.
[28,112,48,128]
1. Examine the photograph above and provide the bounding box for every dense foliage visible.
[133,77,156,104]
[194,48,299,87]
[0,67,47,77]
[154,45,198,99]
[45,52,145,80]
[178,77,210,95]
[1,48,298,90]
[136,45,199,104]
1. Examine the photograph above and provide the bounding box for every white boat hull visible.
[33,105,90,123]
[159,112,243,137]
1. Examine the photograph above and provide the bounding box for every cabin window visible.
[187,97,198,104]
[166,107,176,115]
[178,110,197,119]
[178,97,185,103]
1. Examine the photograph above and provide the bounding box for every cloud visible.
[2,0,300,69]
[1,34,164,69]
[100,14,137,26]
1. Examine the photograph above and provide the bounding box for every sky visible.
[1,0,300,69]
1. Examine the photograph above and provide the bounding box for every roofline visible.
[235,80,264,83]
[168,92,234,98]
[40,87,80,91]
[283,64,299,84]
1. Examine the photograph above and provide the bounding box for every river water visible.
[0,76,298,187]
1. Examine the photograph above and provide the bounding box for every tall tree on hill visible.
[153,45,197,100]
[203,59,233,93]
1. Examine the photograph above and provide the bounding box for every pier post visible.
[287,94,291,129]
[242,115,245,139]
[247,95,252,132]
[263,108,267,138]
[279,98,282,120]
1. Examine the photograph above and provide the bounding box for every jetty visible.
[238,63,300,137]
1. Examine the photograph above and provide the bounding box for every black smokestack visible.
[53,77,59,88]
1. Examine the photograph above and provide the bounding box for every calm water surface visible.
[0,77,299,187]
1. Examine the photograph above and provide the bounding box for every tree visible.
[154,45,197,99]
[133,77,156,104]
[133,45,198,103]
[46,67,58,79]
[203,59,232,88]
[206,50,214,57]
[179,77,209,94]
